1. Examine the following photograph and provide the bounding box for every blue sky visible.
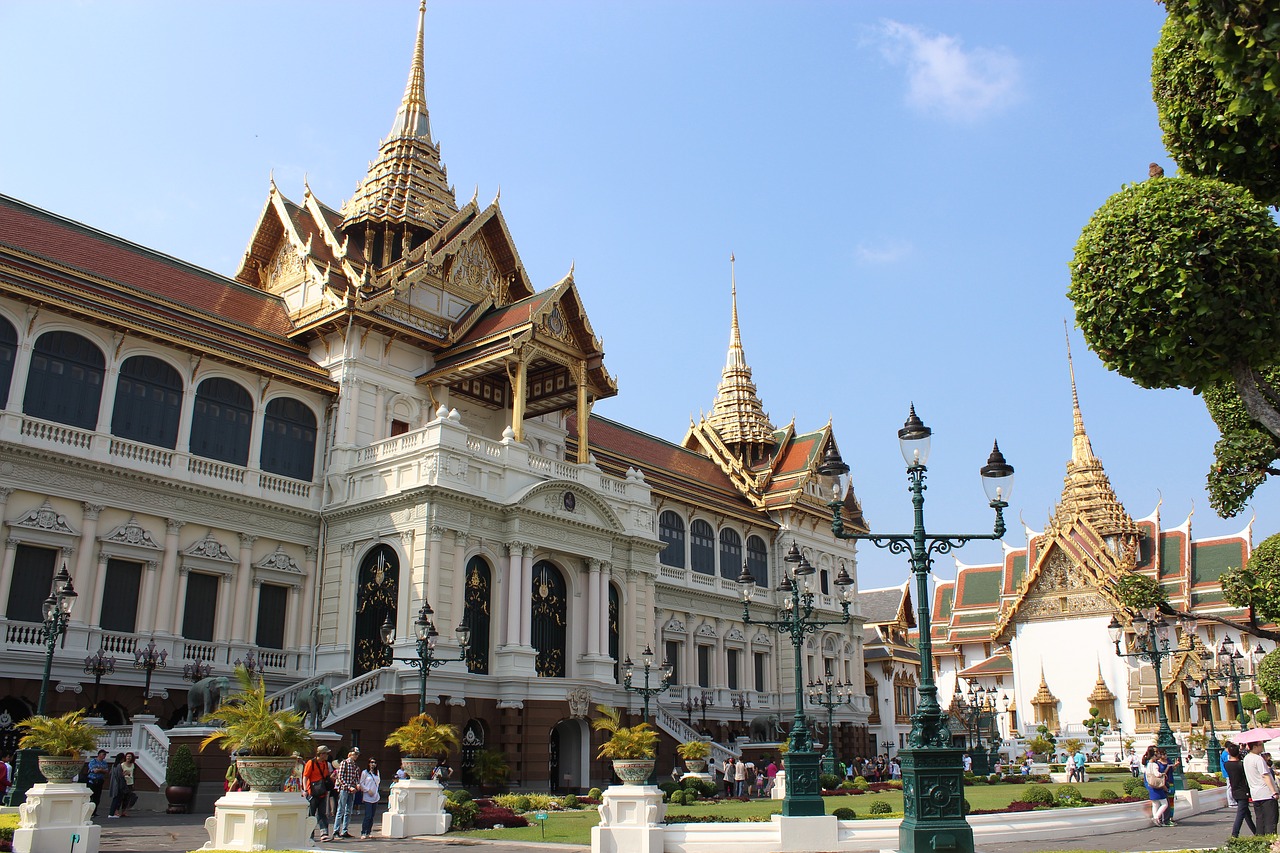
[1,1,1264,591]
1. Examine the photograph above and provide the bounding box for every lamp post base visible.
[780,750,824,817]
[898,746,973,853]
[4,748,44,807]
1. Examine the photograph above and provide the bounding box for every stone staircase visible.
[654,706,739,768]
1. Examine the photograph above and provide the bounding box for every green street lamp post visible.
[622,645,672,724]
[731,691,751,736]
[381,601,470,715]
[134,638,168,714]
[83,648,116,714]
[736,543,855,816]
[1106,609,1194,791]
[6,565,78,807]
[1183,663,1221,770]
[953,682,1000,775]
[818,406,1013,853]
[1216,636,1265,728]
[806,676,851,776]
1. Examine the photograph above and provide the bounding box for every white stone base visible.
[201,791,317,851]
[591,784,666,853]
[677,771,713,785]
[771,770,786,799]
[380,780,451,837]
[492,645,538,677]
[13,783,99,853]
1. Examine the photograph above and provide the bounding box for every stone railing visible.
[655,706,739,767]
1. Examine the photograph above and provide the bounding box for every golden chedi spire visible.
[341,0,458,237]
[704,255,775,463]
[1055,329,1140,540]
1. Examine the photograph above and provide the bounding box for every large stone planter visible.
[381,779,450,837]
[36,756,84,783]
[399,756,439,781]
[202,790,315,852]
[684,760,707,774]
[235,756,295,792]
[13,782,100,853]
[612,759,655,784]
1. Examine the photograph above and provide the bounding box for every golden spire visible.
[340,0,458,235]
[1055,327,1139,540]
[704,254,775,455]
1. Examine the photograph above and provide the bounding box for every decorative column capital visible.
[238,533,258,549]
[166,519,186,534]
[587,558,601,573]
[82,503,105,520]
[429,525,447,541]
[252,578,264,588]
[341,543,356,556]
[63,545,76,558]
[506,540,527,556]
[0,487,13,502]
[305,545,318,560]
[145,560,159,572]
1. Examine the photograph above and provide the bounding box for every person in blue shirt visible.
[1072,748,1087,783]
[87,749,109,819]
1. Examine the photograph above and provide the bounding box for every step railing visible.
[654,706,738,767]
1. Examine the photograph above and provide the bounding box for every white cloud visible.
[854,238,912,265]
[875,20,1022,121]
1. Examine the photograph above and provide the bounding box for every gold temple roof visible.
[1088,662,1116,704]
[1031,667,1058,706]
[702,257,775,451]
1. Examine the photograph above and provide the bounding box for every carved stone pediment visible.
[11,500,77,538]
[1018,548,1113,620]
[100,516,162,551]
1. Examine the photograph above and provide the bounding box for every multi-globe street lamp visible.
[380,601,470,715]
[818,406,1013,853]
[731,691,752,735]
[680,689,714,731]
[6,565,78,807]
[952,681,1002,775]
[806,676,852,776]
[737,542,854,816]
[183,659,213,683]
[1216,635,1266,727]
[1183,663,1222,770]
[83,648,116,714]
[1106,608,1194,791]
[235,648,261,679]
[622,645,672,724]
[134,639,168,714]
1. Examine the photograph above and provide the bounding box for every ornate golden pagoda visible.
[1087,660,1117,721]
[1030,666,1060,730]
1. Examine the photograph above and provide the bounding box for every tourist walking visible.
[108,752,136,818]
[1143,748,1169,827]
[86,749,109,818]
[358,758,381,839]
[1224,741,1257,838]
[1246,741,1280,835]
[333,749,361,839]
[734,755,748,797]
[722,758,735,797]
[304,745,334,842]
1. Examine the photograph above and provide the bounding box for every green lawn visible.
[454,777,1151,846]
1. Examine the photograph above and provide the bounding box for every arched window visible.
[24,331,104,429]
[0,315,16,409]
[719,528,742,580]
[111,355,182,448]
[746,536,769,586]
[658,511,685,568]
[352,545,398,678]
[530,561,567,677]
[260,397,317,480]
[463,556,491,675]
[189,377,252,466]
[690,520,715,575]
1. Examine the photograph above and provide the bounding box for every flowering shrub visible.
[473,805,529,830]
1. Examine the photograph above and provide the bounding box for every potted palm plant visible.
[676,739,711,775]
[384,713,460,780]
[16,709,102,782]
[472,748,509,794]
[164,744,199,813]
[199,665,312,791]
[592,705,657,784]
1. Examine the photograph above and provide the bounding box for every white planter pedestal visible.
[591,784,666,853]
[13,783,99,853]
[200,791,317,851]
[771,770,787,800]
[380,780,451,837]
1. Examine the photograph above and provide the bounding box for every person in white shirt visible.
[1244,741,1279,835]
[357,759,381,840]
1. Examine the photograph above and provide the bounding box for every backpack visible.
[1144,761,1165,789]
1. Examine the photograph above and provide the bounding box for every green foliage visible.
[1187,730,1209,750]
[472,748,509,785]
[839,779,856,790]
[383,713,460,758]
[1257,709,1272,725]
[1056,784,1082,803]
[1113,573,1168,612]
[988,774,1002,785]
[1224,834,1280,853]
[668,789,689,805]
[675,740,711,760]
[1222,532,1280,622]
[832,806,856,820]
[1243,692,1264,711]
[1152,15,1280,207]
[591,705,657,760]
[1164,0,1280,130]
[1258,648,1280,701]
[1186,778,1204,790]
[1021,785,1055,805]
[1082,707,1111,755]
[820,773,841,791]
[587,787,603,801]
[445,788,472,804]
[1061,738,1084,756]
[852,776,869,791]
[1123,778,1147,797]
[444,797,478,830]
[501,795,532,813]
[16,709,102,757]
[166,744,199,788]
[1205,405,1280,517]
[1025,735,1055,756]
[682,777,717,798]
[1098,788,1119,799]
[199,666,312,757]
[1069,175,1280,391]
[559,794,580,810]
[868,800,892,815]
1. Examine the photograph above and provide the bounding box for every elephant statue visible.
[748,714,781,743]
[185,676,230,724]
[294,684,334,731]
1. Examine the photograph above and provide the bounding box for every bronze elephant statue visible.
[294,684,334,730]
[186,675,231,724]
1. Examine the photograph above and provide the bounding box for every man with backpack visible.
[303,745,334,842]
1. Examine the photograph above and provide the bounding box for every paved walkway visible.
[94,804,1239,853]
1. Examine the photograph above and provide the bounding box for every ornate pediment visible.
[100,516,162,551]
[253,545,302,575]
[183,532,235,562]
[446,237,501,302]
[11,500,77,537]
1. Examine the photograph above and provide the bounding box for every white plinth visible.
[13,783,100,853]
[771,770,786,799]
[201,791,317,851]
[591,784,666,853]
[492,644,539,677]
[676,772,713,785]
[380,780,451,837]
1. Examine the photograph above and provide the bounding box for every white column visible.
[714,619,726,688]
[450,532,468,636]
[154,519,184,635]
[215,574,234,642]
[296,546,317,649]
[599,562,611,659]
[519,546,535,647]
[426,527,443,610]
[230,534,256,642]
[0,536,19,618]
[626,570,640,663]
[171,566,191,635]
[586,560,601,657]
[174,382,197,456]
[336,543,356,649]
[135,560,160,633]
[7,336,34,412]
[248,578,264,646]
[684,613,697,687]
[284,583,301,653]
[246,401,265,472]
[501,542,522,647]
[72,504,103,625]
[96,362,120,434]
[88,552,110,627]
[397,530,415,637]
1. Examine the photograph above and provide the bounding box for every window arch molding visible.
[24,328,107,430]
[718,526,743,580]
[689,518,715,575]
[745,535,769,587]
[260,394,320,481]
[658,510,686,569]
[189,374,255,466]
[111,353,185,449]
[0,310,19,410]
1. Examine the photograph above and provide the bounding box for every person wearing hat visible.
[87,749,109,818]
[304,745,334,841]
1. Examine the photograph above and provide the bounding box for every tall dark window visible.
[182,572,220,640]
[690,520,714,575]
[24,331,104,430]
[726,648,740,690]
[697,645,711,687]
[463,556,491,675]
[746,536,769,586]
[718,528,742,579]
[190,377,252,466]
[260,397,317,481]
[754,651,766,693]
[531,561,567,677]
[99,559,142,633]
[353,545,398,678]
[608,583,620,682]
[0,315,16,409]
[255,583,288,648]
[665,640,680,685]
[658,511,685,568]
[7,544,57,623]
[112,356,183,448]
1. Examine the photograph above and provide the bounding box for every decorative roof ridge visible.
[1030,664,1058,704]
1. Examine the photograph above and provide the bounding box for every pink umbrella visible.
[1230,727,1280,744]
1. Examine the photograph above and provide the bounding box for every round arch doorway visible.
[549,718,590,793]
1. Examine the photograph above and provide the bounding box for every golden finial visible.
[470,185,478,206]
[388,0,431,139]
[1065,320,1084,441]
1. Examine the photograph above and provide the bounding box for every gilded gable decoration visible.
[1031,666,1060,729]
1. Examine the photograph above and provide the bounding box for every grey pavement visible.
[94,805,1240,853]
